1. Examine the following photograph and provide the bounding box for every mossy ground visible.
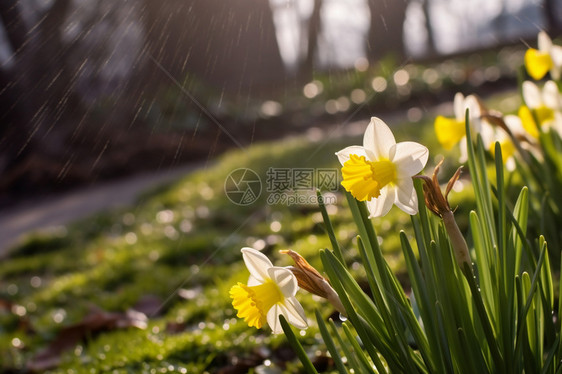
[0,113,481,373]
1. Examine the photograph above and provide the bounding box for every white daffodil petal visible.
[543,81,561,109]
[453,92,466,121]
[266,299,308,334]
[506,157,516,172]
[394,177,418,215]
[479,121,497,148]
[247,275,261,287]
[241,247,272,283]
[363,117,396,159]
[267,305,284,334]
[504,114,526,138]
[280,298,308,329]
[522,81,542,109]
[459,138,468,163]
[550,45,562,69]
[464,95,482,129]
[538,31,552,52]
[392,142,429,176]
[335,145,370,165]
[366,187,394,218]
[268,267,298,298]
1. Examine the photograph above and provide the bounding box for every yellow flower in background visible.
[230,247,307,334]
[434,93,493,162]
[435,115,465,151]
[525,31,562,80]
[518,105,540,139]
[490,132,516,171]
[336,117,428,218]
[520,81,562,138]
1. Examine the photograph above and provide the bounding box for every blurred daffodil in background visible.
[525,31,562,80]
[519,80,562,138]
[434,93,494,162]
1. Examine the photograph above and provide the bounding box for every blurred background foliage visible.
[1,0,560,202]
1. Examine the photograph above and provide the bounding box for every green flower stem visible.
[442,209,471,268]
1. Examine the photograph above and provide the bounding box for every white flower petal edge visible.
[366,187,393,218]
[453,92,466,122]
[392,142,429,176]
[522,81,542,109]
[282,297,308,329]
[504,114,526,138]
[538,31,552,52]
[364,117,396,159]
[543,81,562,110]
[453,93,481,133]
[335,145,370,165]
[550,46,562,73]
[394,177,418,215]
[267,300,308,334]
[247,275,261,287]
[242,247,273,283]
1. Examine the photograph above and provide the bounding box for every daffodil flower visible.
[503,114,542,160]
[336,117,429,218]
[520,80,562,138]
[490,130,516,171]
[229,247,308,334]
[434,93,493,162]
[525,31,562,80]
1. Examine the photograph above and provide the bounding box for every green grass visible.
[0,114,478,373]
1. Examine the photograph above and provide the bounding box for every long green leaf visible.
[279,315,319,374]
[317,190,344,263]
[315,310,348,374]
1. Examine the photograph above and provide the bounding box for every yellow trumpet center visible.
[519,106,539,139]
[525,48,553,80]
[341,154,396,201]
[434,115,466,150]
[535,106,555,125]
[519,105,555,139]
[230,279,284,329]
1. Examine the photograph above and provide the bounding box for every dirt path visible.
[0,164,199,258]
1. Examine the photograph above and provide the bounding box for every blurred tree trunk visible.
[298,0,322,82]
[421,0,437,57]
[0,0,27,52]
[366,0,408,62]
[0,1,37,175]
[544,0,561,34]
[141,0,286,94]
[0,0,75,191]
